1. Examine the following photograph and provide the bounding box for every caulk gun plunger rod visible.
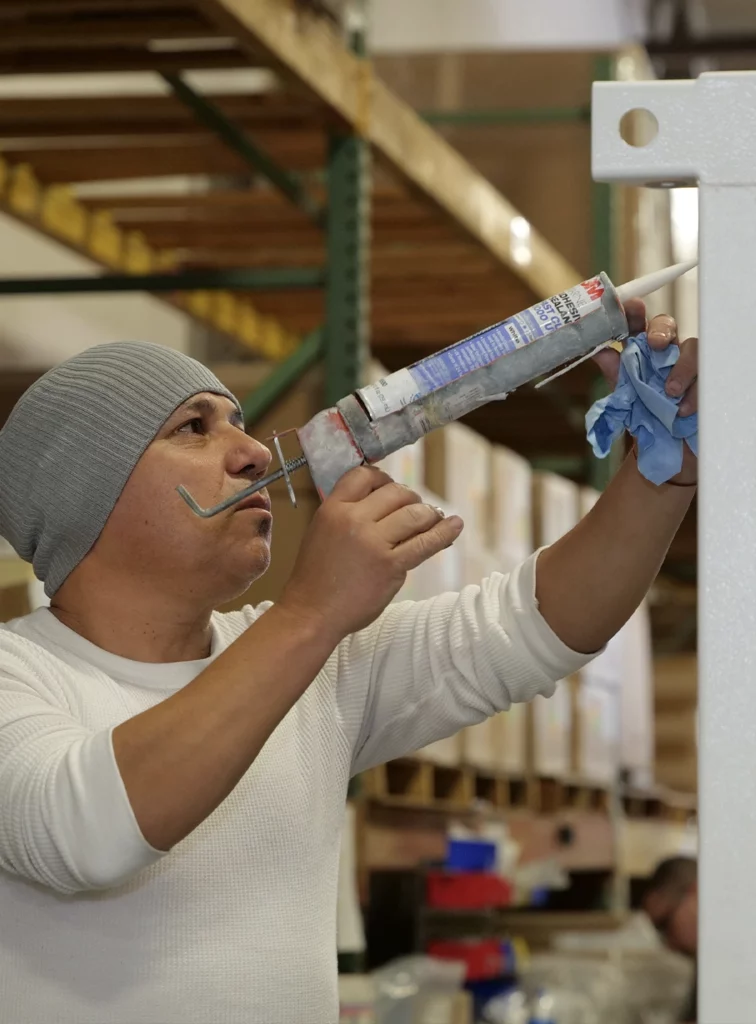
[177,455,308,517]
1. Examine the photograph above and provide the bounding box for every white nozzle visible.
[535,258,699,390]
[615,258,698,303]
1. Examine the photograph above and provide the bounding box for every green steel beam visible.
[241,328,324,425]
[422,106,591,126]
[161,72,326,229]
[588,376,625,492]
[0,267,326,296]
[531,455,587,476]
[324,132,370,406]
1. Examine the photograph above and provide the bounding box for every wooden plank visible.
[5,133,326,182]
[0,151,299,360]
[0,15,216,50]
[0,94,319,135]
[0,558,33,591]
[618,819,696,878]
[80,186,424,216]
[201,0,584,298]
[126,223,456,249]
[0,1,190,13]
[0,47,252,75]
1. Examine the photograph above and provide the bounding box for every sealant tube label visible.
[359,276,605,420]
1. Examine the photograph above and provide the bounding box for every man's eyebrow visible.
[175,397,245,427]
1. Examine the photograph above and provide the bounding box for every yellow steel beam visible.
[201,0,584,298]
[0,152,300,361]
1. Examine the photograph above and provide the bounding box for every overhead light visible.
[510,215,532,267]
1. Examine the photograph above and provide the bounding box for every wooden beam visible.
[0,94,318,134]
[0,15,216,51]
[80,186,419,213]
[200,0,584,298]
[5,133,325,182]
[0,47,252,76]
[0,1,189,13]
[0,151,300,361]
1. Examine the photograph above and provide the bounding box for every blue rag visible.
[585,333,698,486]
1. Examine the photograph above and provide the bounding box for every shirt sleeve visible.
[0,648,165,895]
[333,551,598,776]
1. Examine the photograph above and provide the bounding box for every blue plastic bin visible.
[445,837,497,872]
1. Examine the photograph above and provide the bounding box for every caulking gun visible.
[178,258,697,517]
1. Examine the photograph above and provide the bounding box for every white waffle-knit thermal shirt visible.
[0,555,594,1024]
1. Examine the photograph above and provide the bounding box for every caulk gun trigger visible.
[271,432,297,509]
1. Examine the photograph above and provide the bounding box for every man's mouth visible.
[233,491,272,514]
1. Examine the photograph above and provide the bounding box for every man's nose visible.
[228,432,272,479]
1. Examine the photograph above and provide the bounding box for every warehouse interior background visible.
[0,0,750,1021]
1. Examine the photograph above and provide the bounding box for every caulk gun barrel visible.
[338,272,627,468]
[298,259,699,499]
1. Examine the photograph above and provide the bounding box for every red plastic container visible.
[427,938,505,981]
[426,871,513,910]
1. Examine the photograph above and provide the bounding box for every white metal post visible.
[593,71,756,1023]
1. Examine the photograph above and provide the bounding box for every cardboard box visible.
[654,654,697,708]
[655,753,697,794]
[0,581,31,623]
[378,438,425,493]
[338,974,375,1024]
[417,734,464,767]
[532,472,579,548]
[581,628,625,691]
[656,706,698,753]
[527,681,572,777]
[462,717,498,772]
[490,445,533,570]
[338,975,472,1024]
[621,603,655,787]
[462,707,527,775]
[424,423,491,542]
[579,486,601,519]
[458,535,500,589]
[498,703,528,774]
[395,488,463,603]
[571,676,621,784]
[413,990,473,1024]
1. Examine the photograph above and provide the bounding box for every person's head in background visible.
[642,856,697,957]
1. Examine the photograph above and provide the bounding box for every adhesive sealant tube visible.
[300,272,628,497]
[357,274,611,421]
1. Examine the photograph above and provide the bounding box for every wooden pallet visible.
[361,758,611,816]
[362,758,697,822]
[621,785,697,824]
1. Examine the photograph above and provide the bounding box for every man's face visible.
[93,392,274,604]
[645,885,698,957]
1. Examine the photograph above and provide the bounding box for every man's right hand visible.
[279,466,464,642]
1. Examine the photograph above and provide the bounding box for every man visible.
[643,857,698,1021]
[0,302,697,1023]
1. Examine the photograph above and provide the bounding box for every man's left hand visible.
[593,298,698,486]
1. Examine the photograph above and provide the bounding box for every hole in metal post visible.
[619,108,659,148]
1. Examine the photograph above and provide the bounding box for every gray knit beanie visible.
[0,341,242,597]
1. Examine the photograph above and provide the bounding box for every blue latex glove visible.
[585,332,698,486]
